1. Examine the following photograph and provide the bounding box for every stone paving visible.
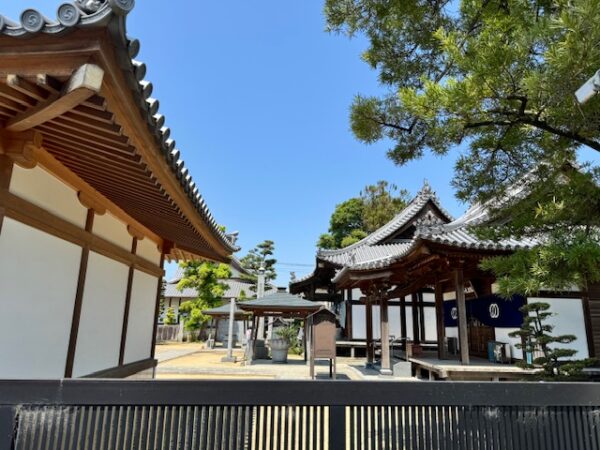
[154,343,415,381]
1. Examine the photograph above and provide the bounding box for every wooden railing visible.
[1,380,600,449]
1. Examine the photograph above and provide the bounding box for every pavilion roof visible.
[0,2,238,262]
[202,301,250,319]
[316,182,453,267]
[239,292,322,313]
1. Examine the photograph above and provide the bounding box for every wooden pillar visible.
[454,268,470,364]
[411,293,420,344]
[400,295,407,350]
[435,281,446,360]
[582,282,596,358]
[118,237,138,365]
[150,251,166,360]
[346,289,353,340]
[379,293,392,375]
[0,156,14,236]
[365,298,374,367]
[419,292,426,342]
[64,209,95,378]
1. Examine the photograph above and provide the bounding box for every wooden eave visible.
[0,27,234,262]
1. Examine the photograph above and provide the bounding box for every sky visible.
[3,1,599,285]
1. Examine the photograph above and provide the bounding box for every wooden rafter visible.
[5,64,104,132]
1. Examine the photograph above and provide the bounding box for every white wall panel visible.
[124,270,159,364]
[494,328,522,359]
[93,212,132,251]
[352,304,366,339]
[72,252,129,377]
[424,307,438,342]
[137,238,161,265]
[9,165,86,227]
[529,297,589,358]
[0,218,81,378]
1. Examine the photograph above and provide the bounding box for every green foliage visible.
[326,0,600,202]
[240,240,277,285]
[479,165,600,296]
[317,181,409,249]
[177,261,231,331]
[326,0,600,292]
[509,302,595,379]
[163,307,177,325]
[239,289,248,301]
[361,181,410,233]
[274,325,297,344]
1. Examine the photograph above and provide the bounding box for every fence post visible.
[0,406,17,448]
[329,405,345,450]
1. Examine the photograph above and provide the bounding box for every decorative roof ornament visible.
[74,0,106,14]
[415,210,444,232]
[417,179,434,198]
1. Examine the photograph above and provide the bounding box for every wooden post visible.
[400,295,407,350]
[582,281,596,358]
[150,251,166,360]
[118,237,137,366]
[379,293,392,375]
[454,268,470,364]
[0,156,13,236]
[365,298,374,368]
[435,281,446,360]
[419,292,426,342]
[64,208,94,378]
[411,293,420,344]
[346,289,353,339]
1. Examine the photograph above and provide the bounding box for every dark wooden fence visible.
[1,380,600,449]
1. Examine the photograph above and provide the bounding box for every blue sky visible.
[4,2,599,285]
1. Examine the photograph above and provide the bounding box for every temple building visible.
[291,182,597,377]
[0,2,238,378]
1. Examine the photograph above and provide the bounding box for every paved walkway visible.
[154,343,416,381]
[154,342,205,363]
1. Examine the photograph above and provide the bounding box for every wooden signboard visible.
[309,309,337,379]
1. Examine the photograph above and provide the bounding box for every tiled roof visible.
[0,1,239,256]
[239,292,322,311]
[202,301,250,317]
[317,181,452,266]
[165,270,276,299]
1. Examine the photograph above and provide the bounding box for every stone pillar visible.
[454,268,470,364]
[435,281,446,360]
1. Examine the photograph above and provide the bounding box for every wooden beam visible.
[33,146,162,246]
[6,64,104,132]
[0,190,163,277]
[454,268,470,365]
[0,155,13,236]
[435,281,446,360]
[65,209,94,378]
[0,130,42,169]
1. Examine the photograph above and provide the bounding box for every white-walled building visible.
[0,2,238,378]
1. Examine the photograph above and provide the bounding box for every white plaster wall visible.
[0,218,81,378]
[446,327,459,349]
[9,165,87,228]
[529,297,589,358]
[123,270,159,364]
[389,305,401,339]
[72,252,129,377]
[352,304,366,339]
[406,306,415,339]
[93,212,132,251]
[352,288,362,301]
[424,307,438,342]
[137,238,161,265]
[494,328,522,359]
